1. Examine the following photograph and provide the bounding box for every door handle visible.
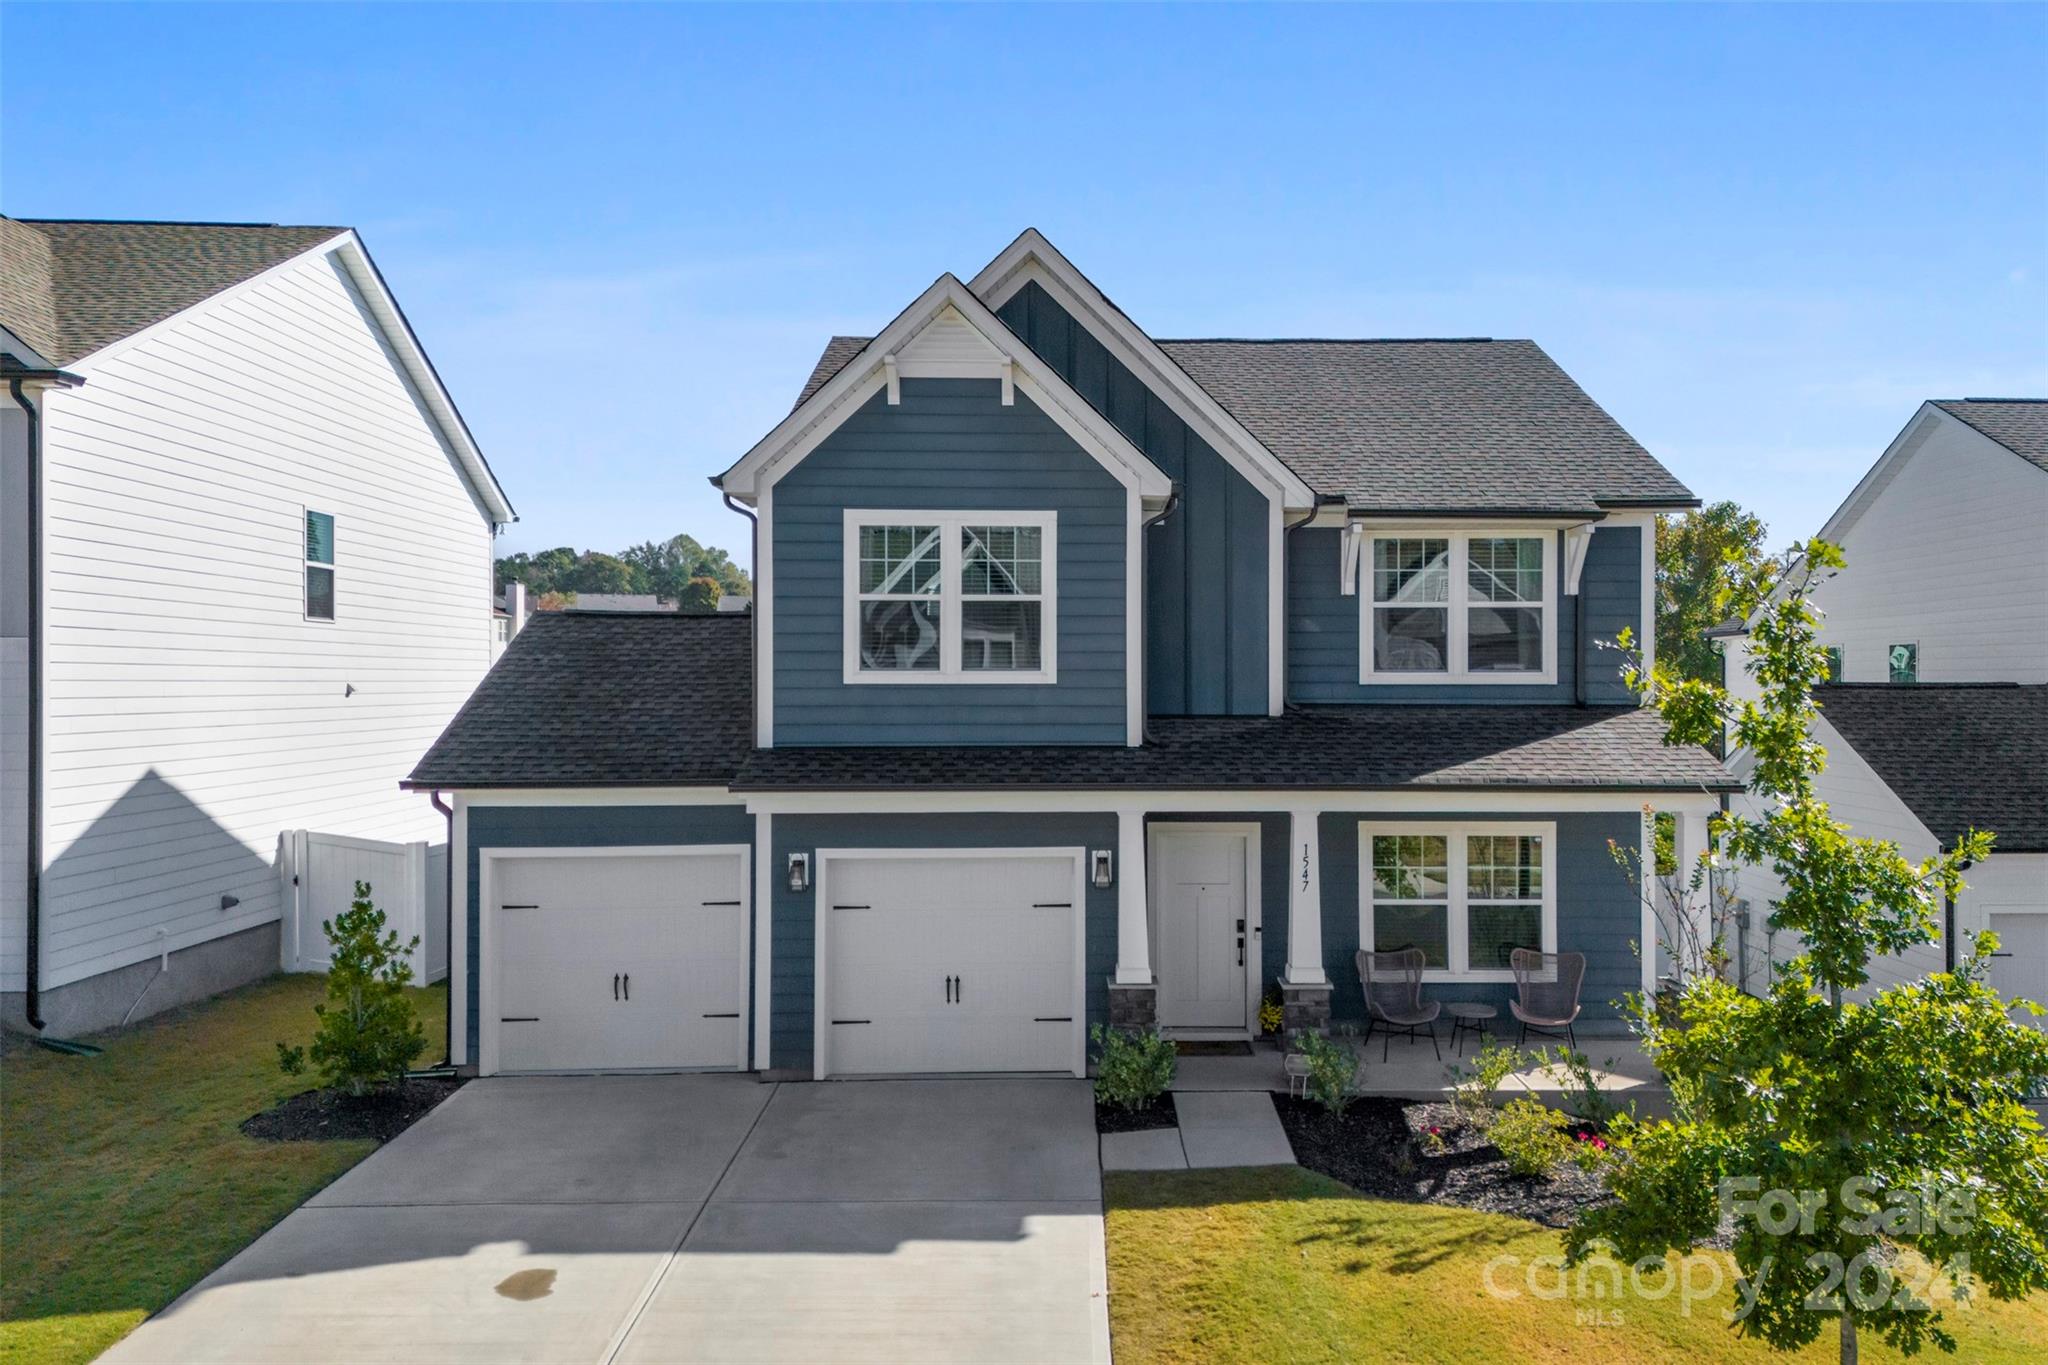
[944,975,952,1003]
[956,974,963,1004]
[613,973,619,1001]
[623,974,630,1001]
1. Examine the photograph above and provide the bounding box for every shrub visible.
[1567,1129,1612,1173]
[1257,990,1284,1036]
[1537,1045,1621,1127]
[1293,1029,1360,1115]
[1447,1038,1524,1126]
[277,881,426,1097]
[1089,1025,1176,1110]
[1489,1097,1573,1177]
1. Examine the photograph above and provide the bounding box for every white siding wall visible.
[34,250,496,991]
[1814,411,2048,684]
[1727,717,2047,1000]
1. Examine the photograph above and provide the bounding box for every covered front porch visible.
[1103,789,1722,1049]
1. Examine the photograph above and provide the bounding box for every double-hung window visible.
[304,510,336,621]
[1361,822,1556,980]
[844,510,1056,682]
[1363,531,1555,683]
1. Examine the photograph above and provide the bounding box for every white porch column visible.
[1284,804,1327,986]
[1675,807,1713,982]
[1113,805,1152,985]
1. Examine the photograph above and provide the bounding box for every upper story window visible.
[843,510,1056,683]
[304,510,336,621]
[1363,531,1554,684]
[1888,642,1917,684]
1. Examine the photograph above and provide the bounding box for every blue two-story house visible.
[408,230,1733,1079]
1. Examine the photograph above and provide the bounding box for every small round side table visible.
[1446,1001,1498,1056]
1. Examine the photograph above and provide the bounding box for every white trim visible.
[840,510,1058,684]
[1359,820,1558,983]
[454,787,745,806]
[811,846,1088,1080]
[753,813,773,1069]
[65,230,515,525]
[1359,528,1559,686]
[1126,489,1144,745]
[450,796,469,1067]
[744,789,1724,816]
[1268,501,1286,715]
[476,843,751,1077]
[1563,523,1596,596]
[1147,821,1263,1036]
[719,273,1170,502]
[756,483,775,745]
[968,230,1314,508]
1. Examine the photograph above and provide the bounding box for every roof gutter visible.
[8,365,84,1033]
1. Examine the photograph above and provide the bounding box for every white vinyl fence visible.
[279,830,449,983]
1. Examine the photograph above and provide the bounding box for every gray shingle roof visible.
[404,612,754,789]
[1932,399,2048,473]
[1,217,344,365]
[1816,683,2048,853]
[734,706,1733,792]
[791,332,1693,514]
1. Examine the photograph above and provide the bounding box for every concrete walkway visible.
[1099,1090,1296,1172]
[103,1075,1110,1365]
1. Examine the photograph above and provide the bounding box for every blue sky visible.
[6,3,2043,563]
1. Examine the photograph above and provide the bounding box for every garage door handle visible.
[831,1019,871,1025]
[702,900,742,907]
[613,973,620,1001]
[502,904,539,910]
[702,1012,740,1019]
[956,975,963,1004]
[623,974,629,1001]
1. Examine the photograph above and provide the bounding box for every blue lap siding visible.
[1316,811,1643,1024]
[767,811,1118,1074]
[770,377,1129,745]
[462,803,753,1068]
[1288,521,1644,706]
[996,280,1270,716]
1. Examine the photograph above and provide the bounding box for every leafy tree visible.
[1657,500,1767,685]
[1567,538,2048,1363]
[277,882,427,1097]
[673,575,723,612]
[497,533,750,601]
[623,533,751,604]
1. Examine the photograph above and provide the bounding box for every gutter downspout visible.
[429,790,456,1066]
[9,372,76,1032]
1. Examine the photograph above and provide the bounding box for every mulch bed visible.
[1096,1094,1179,1134]
[1273,1095,1610,1228]
[242,1076,464,1144]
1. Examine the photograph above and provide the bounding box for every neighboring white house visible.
[1715,400,2048,1014]
[2,216,516,1036]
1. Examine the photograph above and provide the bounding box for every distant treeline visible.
[495,533,751,611]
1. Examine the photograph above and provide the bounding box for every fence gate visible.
[279,830,448,983]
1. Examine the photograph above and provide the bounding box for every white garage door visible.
[819,851,1083,1077]
[1989,913,2047,1032]
[490,849,747,1073]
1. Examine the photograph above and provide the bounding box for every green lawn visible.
[1104,1166,2048,1365]
[0,974,447,1365]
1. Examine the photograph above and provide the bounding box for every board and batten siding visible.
[770,377,1129,745]
[1811,412,2048,685]
[1317,810,1644,1022]
[996,280,1269,716]
[1288,521,1642,705]
[31,249,500,992]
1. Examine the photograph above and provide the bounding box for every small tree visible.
[1566,538,2048,1363]
[278,881,427,1097]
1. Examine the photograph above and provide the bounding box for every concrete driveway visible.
[103,1075,1109,1364]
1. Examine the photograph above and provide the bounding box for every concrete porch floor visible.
[1170,1029,1667,1113]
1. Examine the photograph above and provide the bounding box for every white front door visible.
[1153,826,1254,1032]
[492,850,747,1073]
[1988,912,2047,1031]
[819,851,1083,1077]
